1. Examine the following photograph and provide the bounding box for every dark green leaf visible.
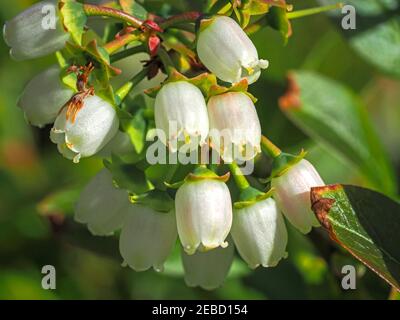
[265,6,292,41]
[311,184,400,291]
[104,155,154,195]
[317,0,400,77]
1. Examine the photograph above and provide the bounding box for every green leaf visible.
[317,0,400,77]
[104,155,154,195]
[265,6,292,42]
[119,0,148,20]
[119,109,147,154]
[280,71,397,196]
[351,18,400,78]
[60,0,87,46]
[311,184,400,291]
[130,190,174,212]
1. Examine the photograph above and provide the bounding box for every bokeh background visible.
[0,0,399,299]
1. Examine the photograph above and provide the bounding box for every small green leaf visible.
[118,109,147,154]
[104,156,154,195]
[60,0,87,46]
[130,190,174,212]
[265,6,292,42]
[280,71,397,196]
[311,184,400,291]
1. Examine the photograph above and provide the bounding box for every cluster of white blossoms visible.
[5,1,326,290]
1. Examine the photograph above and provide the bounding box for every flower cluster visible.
[4,1,327,290]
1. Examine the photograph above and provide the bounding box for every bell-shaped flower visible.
[154,81,209,152]
[18,65,73,128]
[75,169,130,236]
[197,16,268,84]
[231,198,288,269]
[3,1,69,61]
[208,92,261,162]
[50,95,119,163]
[272,159,324,234]
[181,244,234,290]
[175,178,232,254]
[119,205,177,272]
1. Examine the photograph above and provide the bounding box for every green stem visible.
[160,11,202,29]
[83,4,144,28]
[115,67,149,102]
[229,162,250,191]
[157,48,175,76]
[104,33,141,55]
[287,3,344,20]
[261,136,282,159]
[110,44,146,63]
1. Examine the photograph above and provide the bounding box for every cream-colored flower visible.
[272,159,324,234]
[197,16,268,84]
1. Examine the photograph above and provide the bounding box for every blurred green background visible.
[0,0,399,299]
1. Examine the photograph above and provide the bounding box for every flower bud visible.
[197,16,268,84]
[181,244,234,290]
[175,179,232,254]
[208,92,261,162]
[51,95,119,163]
[18,65,73,128]
[3,1,69,61]
[154,81,209,152]
[119,206,177,272]
[272,159,324,234]
[75,169,130,236]
[231,198,288,269]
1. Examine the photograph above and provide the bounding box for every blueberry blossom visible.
[181,243,234,290]
[231,198,288,269]
[18,65,73,128]
[119,205,177,272]
[50,95,119,163]
[175,169,233,254]
[3,1,69,61]
[272,159,324,234]
[75,169,130,236]
[208,92,262,162]
[154,81,209,152]
[197,16,268,84]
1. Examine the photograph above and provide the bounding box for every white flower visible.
[272,159,324,234]
[18,65,73,128]
[50,95,119,163]
[231,198,288,269]
[119,206,177,272]
[3,1,69,61]
[175,179,232,254]
[75,169,130,236]
[154,81,209,152]
[197,16,268,84]
[181,244,234,290]
[208,92,261,162]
